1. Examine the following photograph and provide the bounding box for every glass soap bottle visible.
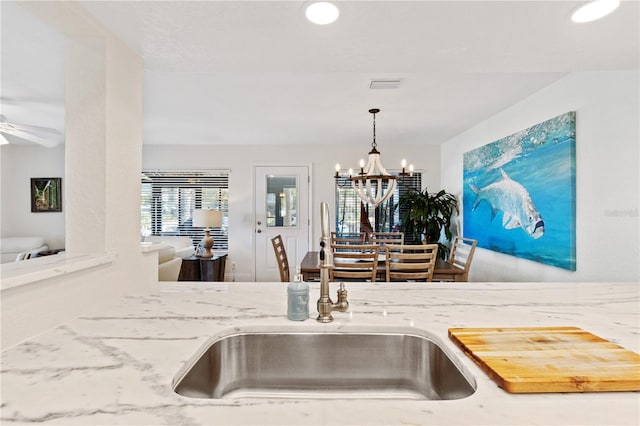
[287,267,309,321]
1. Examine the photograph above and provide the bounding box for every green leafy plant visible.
[397,188,459,259]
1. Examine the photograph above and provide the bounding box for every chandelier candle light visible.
[336,108,413,207]
[192,208,223,258]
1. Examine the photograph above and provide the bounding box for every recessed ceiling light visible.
[571,0,620,23]
[305,2,339,25]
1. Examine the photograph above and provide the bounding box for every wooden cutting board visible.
[448,326,640,393]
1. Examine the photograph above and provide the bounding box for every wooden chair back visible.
[433,237,477,282]
[371,231,404,253]
[271,235,290,282]
[330,243,380,282]
[385,244,439,282]
[331,232,366,246]
[371,231,404,245]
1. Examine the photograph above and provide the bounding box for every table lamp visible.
[193,209,223,258]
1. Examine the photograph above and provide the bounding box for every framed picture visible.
[462,112,576,271]
[31,177,62,213]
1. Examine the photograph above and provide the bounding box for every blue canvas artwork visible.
[463,112,576,270]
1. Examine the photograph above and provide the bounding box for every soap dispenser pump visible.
[287,266,309,321]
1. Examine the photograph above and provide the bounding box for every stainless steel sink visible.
[173,329,476,400]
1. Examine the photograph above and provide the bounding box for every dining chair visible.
[385,244,439,282]
[271,235,290,282]
[432,237,477,282]
[371,232,404,245]
[330,231,366,246]
[371,231,404,253]
[330,243,380,282]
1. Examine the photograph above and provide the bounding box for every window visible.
[141,170,229,250]
[265,175,298,227]
[335,172,422,244]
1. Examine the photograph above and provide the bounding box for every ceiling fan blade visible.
[0,120,62,136]
[1,95,61,105]
[8,122,60,133]
[0,129,61,148]
[0,114,63,147]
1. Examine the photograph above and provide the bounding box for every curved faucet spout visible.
[321,201,330,239]
[317,201,348,323]
[320,201,332,267]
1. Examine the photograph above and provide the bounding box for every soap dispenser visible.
[287,266,309,321]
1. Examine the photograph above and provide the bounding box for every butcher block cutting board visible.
[448,326,640,393]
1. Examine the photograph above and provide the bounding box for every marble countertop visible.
[1,281,639,425]
[0,253,115,291]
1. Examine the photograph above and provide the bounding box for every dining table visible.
[299,250,464,282]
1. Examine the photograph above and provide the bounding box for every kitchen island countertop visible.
[1,281,639,425]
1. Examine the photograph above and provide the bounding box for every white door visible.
[255,166,310,282]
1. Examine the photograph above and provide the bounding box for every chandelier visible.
[335,108,412,207]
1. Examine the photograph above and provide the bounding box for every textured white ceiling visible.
[2,1,639,146]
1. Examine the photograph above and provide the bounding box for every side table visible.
[178,254,227,282]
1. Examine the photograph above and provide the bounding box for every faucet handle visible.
[336,282,349,311]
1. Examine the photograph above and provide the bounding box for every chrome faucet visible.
[317,201,349,323]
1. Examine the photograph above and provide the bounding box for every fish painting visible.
[469,169,545,239]
[463,111,575,270]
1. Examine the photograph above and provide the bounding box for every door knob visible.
[257,229,262,233]
[257,221,262,225]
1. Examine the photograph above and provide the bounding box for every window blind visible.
[141,170,229,250]
[335,172,422,244]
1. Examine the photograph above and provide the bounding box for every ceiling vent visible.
[369,80,401,90]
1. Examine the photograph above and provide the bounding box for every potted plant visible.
[396,188,459,259]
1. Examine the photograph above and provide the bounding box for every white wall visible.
[0,144,65,249]
[143,143,441,281]
[441,71,639,282]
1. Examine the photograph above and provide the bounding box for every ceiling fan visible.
[0,114,63,148]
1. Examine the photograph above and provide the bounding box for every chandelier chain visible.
[371,111,377,149]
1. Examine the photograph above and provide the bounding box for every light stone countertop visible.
[0,253,115,291]
[1,281,639,425]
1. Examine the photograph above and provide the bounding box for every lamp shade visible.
[193,209,222,228]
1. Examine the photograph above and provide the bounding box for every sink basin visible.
[173,329,476,400]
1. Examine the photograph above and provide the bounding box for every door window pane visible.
[266,176,297,228]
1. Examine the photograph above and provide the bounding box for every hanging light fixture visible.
[339,108,407,207]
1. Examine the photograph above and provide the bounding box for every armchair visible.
[142,236,194,258]
[157,245,183,281]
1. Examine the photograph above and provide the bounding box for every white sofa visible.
[157,245,183,281]
[142,236,194,259]
[0,237,49,263]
